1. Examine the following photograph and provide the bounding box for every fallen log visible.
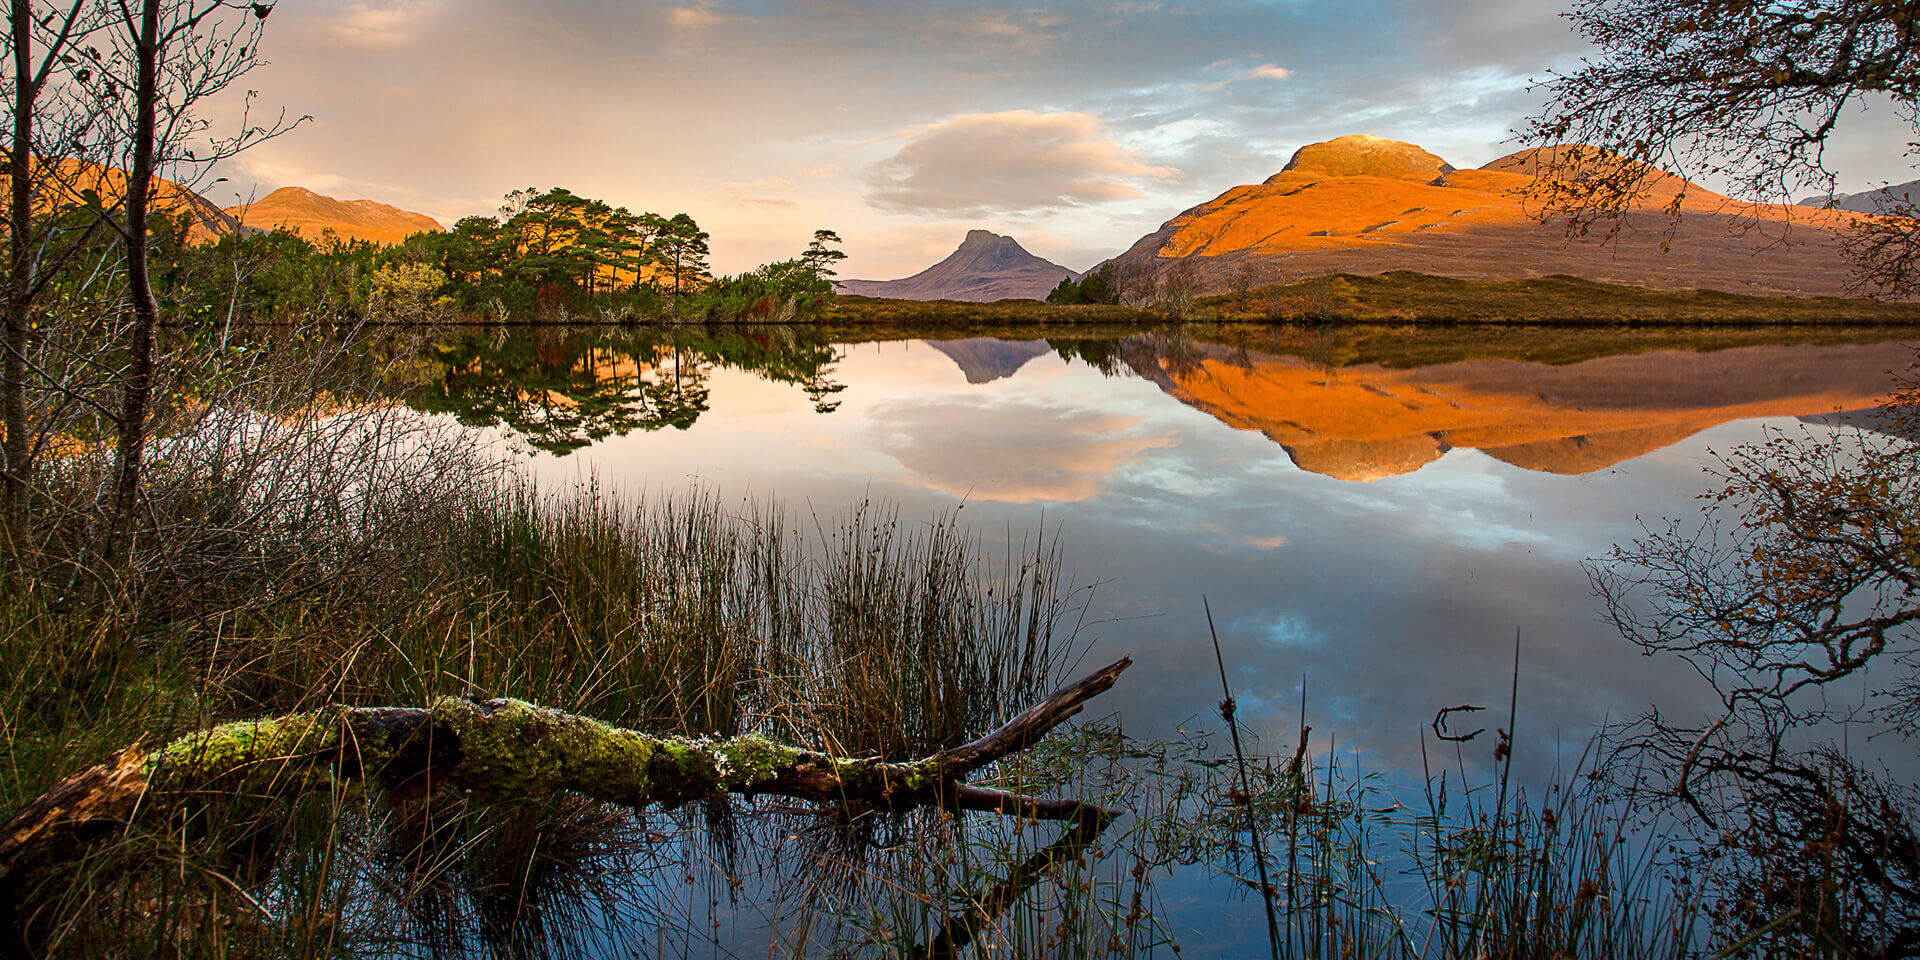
[1,657,1132,940]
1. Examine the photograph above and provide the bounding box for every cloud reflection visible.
[870,396,1177,503]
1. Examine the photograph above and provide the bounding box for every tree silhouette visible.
[1525,0,1920,291]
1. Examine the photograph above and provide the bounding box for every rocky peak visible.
[1277,135,1455,183]
[835,230,1078,303]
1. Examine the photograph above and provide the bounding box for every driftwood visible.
[0,657,1132,941]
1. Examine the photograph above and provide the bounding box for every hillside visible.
[838,230,1078,302]
[9,158,248,242]
[1110,135,1871,297]
[224,186,443,245]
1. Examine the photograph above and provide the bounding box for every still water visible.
[426,324,1911,755]
[410,322,1916,955]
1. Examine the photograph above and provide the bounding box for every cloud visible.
[662,2,728,30]
[867,110,1178,216]
[1247,64,1293,81]
[723,177,798,208]
[326,1,439,50]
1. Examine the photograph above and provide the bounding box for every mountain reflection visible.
[407,322,1917,477]
[1055,327,1919,481]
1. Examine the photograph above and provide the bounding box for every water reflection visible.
[401,323,1917,760]
[409,323,1917,479]
[1058,329,1915,480]
[408,326,847,453]
[374,322,1920,956]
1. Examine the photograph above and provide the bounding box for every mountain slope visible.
[224,187,443,245]
[1110,136,1869,297]
[7,159,249,242]
[838,230,1078,302]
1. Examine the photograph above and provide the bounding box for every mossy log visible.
[0,657,1131,912]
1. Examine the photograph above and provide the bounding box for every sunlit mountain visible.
[1109,134,1870,297]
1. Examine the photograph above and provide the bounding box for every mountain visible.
[1798,178,1920,214]
[838,230,1079,302]
[224,186,443,245]
[923,338,1052,383]
[1109,135,1869,297]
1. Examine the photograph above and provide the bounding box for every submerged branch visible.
[0,658,1133,922]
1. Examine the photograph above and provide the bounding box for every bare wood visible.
[917,800,1116,960]
[103,0,162,565]
[0,659,1134,892]
[935,656,1132,775]
[0,745,147,882]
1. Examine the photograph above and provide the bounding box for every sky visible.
[212,0,1920,279]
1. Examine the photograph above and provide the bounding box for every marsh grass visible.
[0,443,1724,959]
[942,717,1703,960]
[0,456,1098,956]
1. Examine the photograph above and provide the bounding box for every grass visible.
[1171,318,1920,370]
[0,469,1098,956]
[1208,271,1920,323]
[821,271,1920,325]
[825,295,1152,325]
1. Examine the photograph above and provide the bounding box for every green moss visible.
[716,734,802,789]
[146,713,341,791]
[646,737,722,799]
[434,698,669,806]
[557,714,657,805]
[432,697,566,804]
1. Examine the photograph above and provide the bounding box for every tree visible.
[1541,7,1920,931]
[89,0,293,562]
[799,227,845,278]
[652,212,709,297]
[1524,0,1920,292]
[2,0,99,527]
[1047,263,1119,305]
[0,658,1134,950]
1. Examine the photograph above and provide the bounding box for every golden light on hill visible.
[1115,136,1876,297]
[4,158,245,243]
[223,186,443,245]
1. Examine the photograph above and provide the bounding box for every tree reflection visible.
[409,326,847,454]
[1590,363,1920,957]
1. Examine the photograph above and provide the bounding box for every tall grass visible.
[0,469,1096,956]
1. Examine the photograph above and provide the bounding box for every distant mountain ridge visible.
[838,230,1079,302]
[1108,134,1871,297]
[1798,178,1920,215]
[224,186,443,245]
